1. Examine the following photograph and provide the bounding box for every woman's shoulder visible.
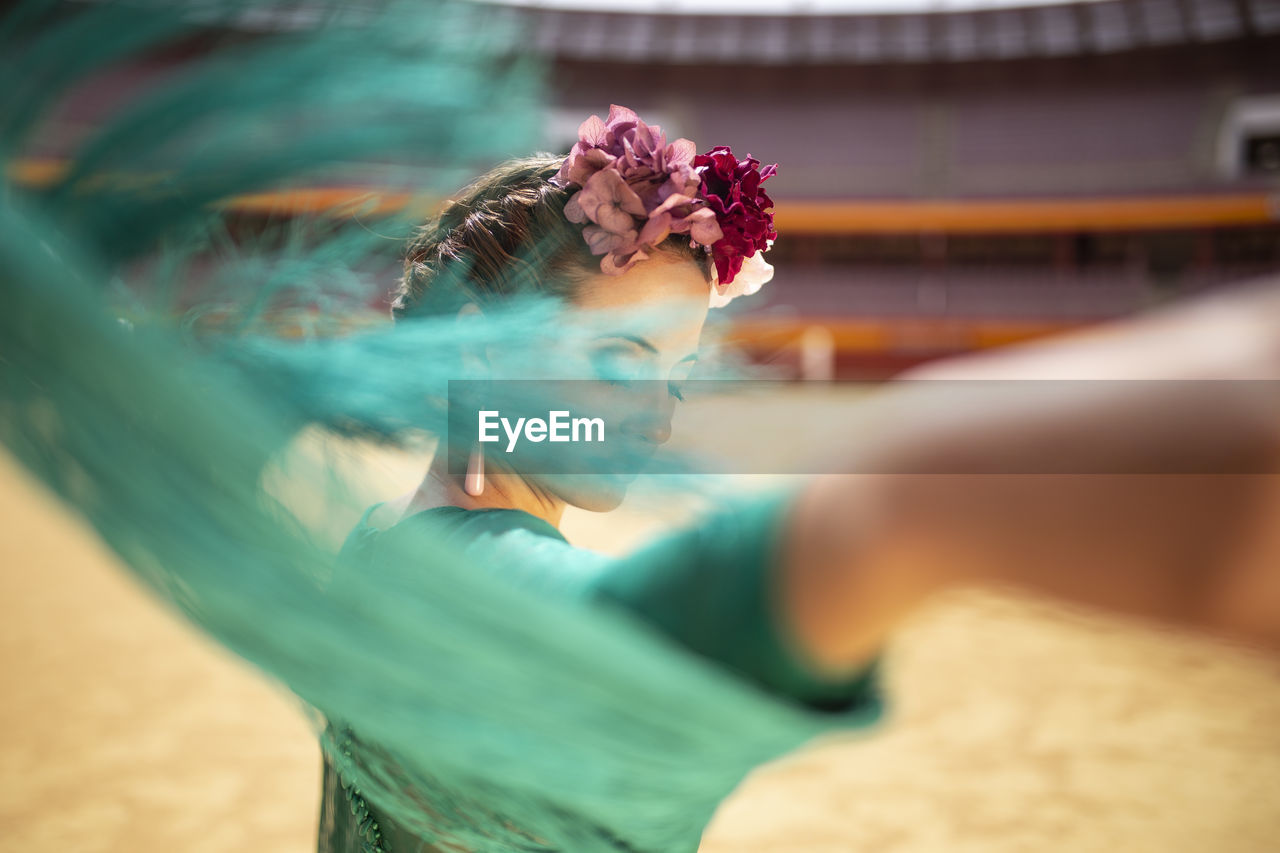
[404,505,568,544]
[355,492,566,540]
[341,502,604,599]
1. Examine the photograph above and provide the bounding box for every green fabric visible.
[588,492,882,713]
[348,497,881,715]
[1,4,888,851]
[319,498,881,852]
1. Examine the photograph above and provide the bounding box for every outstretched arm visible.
[779,281,1280,675]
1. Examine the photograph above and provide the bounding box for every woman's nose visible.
[623,395,675,446]
[637,415,672,446]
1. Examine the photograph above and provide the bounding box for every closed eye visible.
[591,349,642,384]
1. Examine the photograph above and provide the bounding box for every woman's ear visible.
[455,302,490,376]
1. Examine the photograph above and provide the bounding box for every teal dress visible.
[317,495,882,853]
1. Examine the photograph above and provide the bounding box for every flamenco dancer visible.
[317,105,1280,852]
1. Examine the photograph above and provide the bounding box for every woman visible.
[318,108,883,853]
[316,105,1280,852]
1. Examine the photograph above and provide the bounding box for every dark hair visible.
[393,155,713,319]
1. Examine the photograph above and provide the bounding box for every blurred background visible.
[3,1,1280,851]
[13,0,1280,374]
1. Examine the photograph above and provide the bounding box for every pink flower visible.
[566,170,645,238]
[554,105,779,304]
[554,104,711,275]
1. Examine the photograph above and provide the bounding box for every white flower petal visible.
[709,250,774,308]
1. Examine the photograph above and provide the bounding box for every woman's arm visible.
[779,281,1280,674]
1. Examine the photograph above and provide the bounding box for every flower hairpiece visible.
[551,104,777,306]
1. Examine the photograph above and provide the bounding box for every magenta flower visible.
[694,146,778,286]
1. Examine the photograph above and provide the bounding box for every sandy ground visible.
[3,446,1279,853]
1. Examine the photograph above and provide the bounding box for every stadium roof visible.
[490,0,1112,13]
[492,0,1277,63]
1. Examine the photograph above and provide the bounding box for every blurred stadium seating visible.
[13,0,1280,376]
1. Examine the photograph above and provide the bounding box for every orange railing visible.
[11,157,1277,233]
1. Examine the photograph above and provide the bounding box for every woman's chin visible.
[539,473,633,513]
[571,488,629,513]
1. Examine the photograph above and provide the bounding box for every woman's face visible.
[533,252,711,511]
